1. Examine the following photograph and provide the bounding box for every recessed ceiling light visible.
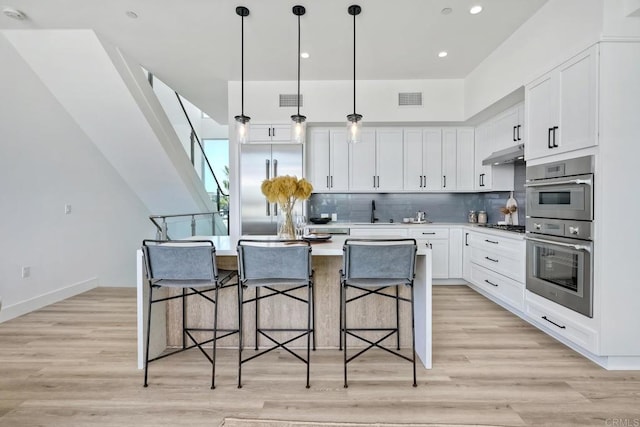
[438,51,448,58]
[470,5,483,15]
[441,7,452,15]
[3,7,27,20]
[300,52,310,59]
[125,10,138,19]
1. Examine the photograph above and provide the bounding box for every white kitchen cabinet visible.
[403,128,442,191]
[442,128,475,191]
[492,103,524,151]
[408,227,449,279]
[464,229,525,311]
[250,124,292,143]
[448,227,463,278]
[474,115,515,192]
[349,128,403,192]
[307,128,349,192]
[442,129,457,190]
[526,45,598,160]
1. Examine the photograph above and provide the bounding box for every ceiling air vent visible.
[398,92,423,106]
[279,94,303,108]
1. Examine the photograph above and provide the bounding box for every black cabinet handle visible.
[517,124,522,141]
[326,176,330,189]
[443,175,446,188]
[553,126,559,148]
[548,128,553,149]
[419,175,423,188]
[422,232,436,235]
[485,239,499,244]
[465,233,469,246]
[485,279,498,287]
[485,256,499,263]
[542,315,566,329]
[513,126,517,142]
[330,176,333,188]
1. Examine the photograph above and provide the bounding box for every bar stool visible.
[141,239,238,389]
[236,239,315,388]
[340,238,418,387]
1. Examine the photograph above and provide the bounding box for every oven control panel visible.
[526,217,592,240]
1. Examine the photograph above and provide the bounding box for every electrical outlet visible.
[21,266,30,278]
[64,204,72,214]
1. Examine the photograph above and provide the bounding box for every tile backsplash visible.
[308,163,526,224]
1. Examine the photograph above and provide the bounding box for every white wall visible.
[464,0,604,119]
[603,0,640,37]
[227,79,465,125]
[0,34,155,322]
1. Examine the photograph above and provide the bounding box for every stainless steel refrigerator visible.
[240,144,303,235]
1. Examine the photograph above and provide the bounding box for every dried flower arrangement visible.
[261,176,313,238]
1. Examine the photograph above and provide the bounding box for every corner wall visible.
[0,33,155,322]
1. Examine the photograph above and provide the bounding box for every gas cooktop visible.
[477,224,526,233]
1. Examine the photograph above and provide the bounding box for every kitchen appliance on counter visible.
[524,155,594,317]
[240,144,303,235]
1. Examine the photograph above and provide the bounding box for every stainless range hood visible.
[482,143,525,165]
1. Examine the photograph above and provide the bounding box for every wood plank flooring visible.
[1,286,639,426]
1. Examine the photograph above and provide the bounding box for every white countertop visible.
[188,234,431,256]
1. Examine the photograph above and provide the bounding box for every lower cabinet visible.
[465,229,525,311]
[408,227,450,279]
[525,292,598,353]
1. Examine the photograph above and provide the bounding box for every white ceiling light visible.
[470,5,483,15]
[3,7,26,20]
[125,10,139,19]
[441,8,452,15]
[438,51,448,58]
[301,52,310,59]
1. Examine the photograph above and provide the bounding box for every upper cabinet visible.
[250,124,292,143]
[307,128,349,192]
[349,128,404,192]
[403,128,442,191]
[526,45,598,160]
[493,103,525,151]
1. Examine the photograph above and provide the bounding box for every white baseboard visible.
[0,278,98,323]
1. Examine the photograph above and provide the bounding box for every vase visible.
[277,205,296,239]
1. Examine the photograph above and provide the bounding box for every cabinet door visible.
[403,129,424,191]
[250,124,274,143]
[429,240,450,279]
[441,129,457,190]
[423,128,443,190]
[492,106,520,151]
[456,128,475,191]
[526,74,557,160]
[449,228,463,278]
[307,128,330,191]
[474,122,492,191]
[557,47,597,154]
[376,128,404,191]
[348,129,376,191]
[270,124,292,142]
[329,129,350,191]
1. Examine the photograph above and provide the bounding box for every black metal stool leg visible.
[311,280,316,351]
[238,285,244,389]
[339,279,343,351]
[342,282,348,388]
[144,286,154,387]
[396,285,400,350]
[306,283,311,388]
[410,284,417,387]
[211,285,220,390]
[254,287,260,350]
[182,287,187,349]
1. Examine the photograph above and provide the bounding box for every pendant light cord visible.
[297,13,301,117]
[353,10,356,116]
[241,13,245,116]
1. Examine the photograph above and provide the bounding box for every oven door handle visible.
[525,236,591,253]
[524,178,592,188]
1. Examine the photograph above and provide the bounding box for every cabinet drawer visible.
[408,228,449,240]
[471,231,524,256]
[349,228,408,237]
[470,246,525,283]
[525,296,598,353]
[470,264,524,311]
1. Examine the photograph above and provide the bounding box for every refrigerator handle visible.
[273,159,278,177]
[265,159,271,216]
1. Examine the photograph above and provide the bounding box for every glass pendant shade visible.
[235,115,250,144]
[346,114,362,144]
[291,115,306,144]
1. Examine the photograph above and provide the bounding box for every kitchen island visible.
[136,235,432,370]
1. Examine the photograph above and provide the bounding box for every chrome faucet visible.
[370,200,379,223]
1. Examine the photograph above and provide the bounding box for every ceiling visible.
[0,0,548,123]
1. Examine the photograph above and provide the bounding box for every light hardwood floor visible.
[0,286,638,427]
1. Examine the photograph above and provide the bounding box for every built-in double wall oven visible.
[525,155,594,317]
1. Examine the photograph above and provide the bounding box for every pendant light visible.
[290,5,307,144]
[234,6,251,144]
[346,5,362,144]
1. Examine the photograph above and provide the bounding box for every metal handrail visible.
[149,212,223,240]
